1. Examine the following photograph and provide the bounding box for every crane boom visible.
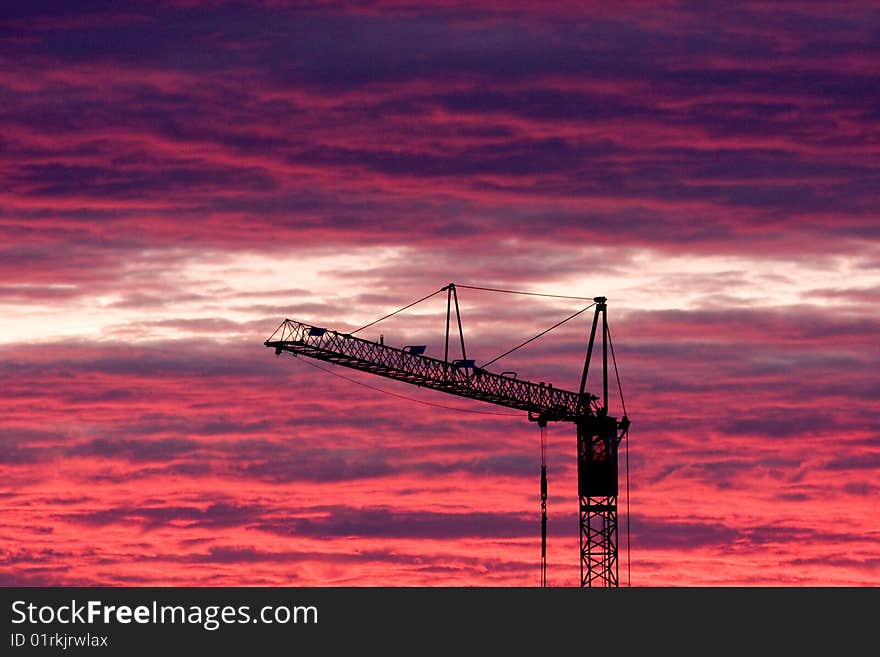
[264,318,600,421]
[264,291,628,587]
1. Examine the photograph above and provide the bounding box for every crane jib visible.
[264,318,600,422]
[265,307,628,588]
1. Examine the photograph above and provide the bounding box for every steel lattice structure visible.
[265,286,629,587]
[265,318,598,420]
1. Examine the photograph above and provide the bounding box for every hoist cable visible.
[294,356,522,417]
[540,423,548,588]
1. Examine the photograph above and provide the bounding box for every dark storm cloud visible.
[54,498,534,542]
[413,453,537,477]
[0,445,54,465]
[823,453,880,471]
[630,515,876,552]
[0,340,284,380]
[66,437,201,461]
[57,502,264,530]
[1,0,877,272]
[234,446,396,483]
[257,505,533,539]
[629,515,742,550]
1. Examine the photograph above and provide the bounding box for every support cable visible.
[607,323,630,587]
[481,303,596,368]
[607,324,627,419]
[351,287,446,335]
[456,284,594,301]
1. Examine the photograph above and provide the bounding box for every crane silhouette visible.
[264,283,630,587]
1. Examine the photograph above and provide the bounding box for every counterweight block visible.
[577,414,619,497]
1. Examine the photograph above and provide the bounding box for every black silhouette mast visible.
[265,283,629,587]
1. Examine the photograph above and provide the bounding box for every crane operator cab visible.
[577,413,619,497]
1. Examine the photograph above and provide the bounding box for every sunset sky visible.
[2,1,878,586]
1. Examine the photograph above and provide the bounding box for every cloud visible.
[57,502,264,531]
[824,453,880,471]
[2,1,878,276]
[630,515,741,550]
[66,438,201,461]
[2,1,879,586]
[257,506,533,539]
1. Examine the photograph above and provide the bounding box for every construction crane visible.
[264,283,630,587]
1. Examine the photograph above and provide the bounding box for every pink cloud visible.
[2,0,878,586]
